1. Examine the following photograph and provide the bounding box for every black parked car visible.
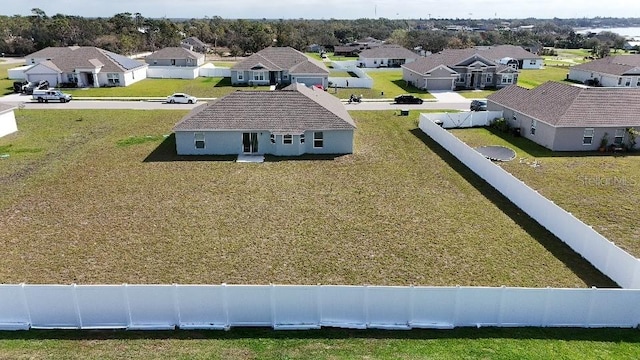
[394,94,424,104]
[470,100,487,111]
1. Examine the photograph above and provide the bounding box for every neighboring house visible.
[487,81,640,151]
[173,83,355,156]
[357,45,420,68]
[180,37,209,53]
[568,55,640,87]
[0,103,18,138]
[24,46,147,87]
[470,45,543,69]
[334,37,385,57]
[231,47,329,89]
[402,49,519,91]
[145,47,205,67]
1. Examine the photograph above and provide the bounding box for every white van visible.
[32,89,73,103]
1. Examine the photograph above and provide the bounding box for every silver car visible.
[167,93,197,104]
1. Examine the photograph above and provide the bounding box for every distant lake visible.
[575,27,640,39]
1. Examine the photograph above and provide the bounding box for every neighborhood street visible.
[0,95,471,111]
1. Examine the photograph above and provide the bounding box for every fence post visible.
[316,285,323,327]
[585,287,597,328]
[364,285,370,327]
[123,284,133,328]
[222,283,230,328]
[497,286,506,327]
[20,283,32,328]
[270,284,276,329]
[452,286,461,327]
[172,284,181,328]
[72,284,83,329]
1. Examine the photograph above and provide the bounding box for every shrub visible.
[490,117,510,133]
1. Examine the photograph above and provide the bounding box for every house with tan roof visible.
[334,37,385,57]
[357,45,420,68]
[231,47,329,89]
[24,46,148,87]
[402,49,519,91]
[487,81,640,151]
[173,83,355,156]
[568,55,640,87]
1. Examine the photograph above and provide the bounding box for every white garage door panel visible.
[426,78,453,91]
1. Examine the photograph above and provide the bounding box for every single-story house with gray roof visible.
[358,45,420,68]
[145,47,205,67]
[24,46,148,87]
[173,83,355,156]
[402,49,519,91]
[231,47,329,89]
[568,55,640,87]
[472,45,543,69]
[0,103,18,139]
[181,37,209,53]
[487,81,640,151]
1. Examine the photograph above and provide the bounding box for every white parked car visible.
[167,93,197,104]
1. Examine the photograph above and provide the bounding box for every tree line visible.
[0,9,634,56]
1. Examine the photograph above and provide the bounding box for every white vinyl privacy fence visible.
[3,116,640,331]
[423,111,503,128]
[419,115,640,290]
[1,284,640,331]
[329,61,373,88]
[199,63,231,77]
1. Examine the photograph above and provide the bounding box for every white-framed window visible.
[530,120,536,135]
[614,128,625,145]
[625,77,632,86]
[637,78,640,87]
[529,60,537,65]
[253,72,265,81]
[618,78,623,85]
[501,74,513,84]
[237,72,244,81]
[313,132,323,148]
[283,134,293,144]
[270,133,275,144]
[583,128,595,145]
[300,134,305,144]
[374,60,377,64]
[67,73,78,82]
[153,60,158,65]
[485,73,492,83]
[194,132,205,149]
[107,73,120,85]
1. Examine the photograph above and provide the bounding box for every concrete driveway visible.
[428,90,470,103]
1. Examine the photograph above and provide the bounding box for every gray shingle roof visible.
[570,55,640,76]
[146,47,205,60]
[173,84,355,133]
[488,81,640,127]
[403,50,497,74]
[231,47,328,75]
[25,47,147,73]
[182,37,207,47]
[474,45,542,60]
[359,45,420,60]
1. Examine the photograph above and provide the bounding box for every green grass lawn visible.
[332,70,435,100]
[457,89,497,99]
[450,127,640,258]
[1,328,640,359]
[208,60,237,68]
[65,77,271,98]
[517,67,570,89]
[328,70,355,77]
[0,62,22,95]
[0,109,612,287]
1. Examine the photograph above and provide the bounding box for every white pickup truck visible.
[32,89,73,103]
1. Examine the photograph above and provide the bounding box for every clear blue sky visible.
[2,0,638,19]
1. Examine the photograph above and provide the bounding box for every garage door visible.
[426,78,453,91]
[294,77,324,87]
[27,74,59,86]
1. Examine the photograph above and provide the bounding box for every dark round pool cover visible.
[474,145,516,162]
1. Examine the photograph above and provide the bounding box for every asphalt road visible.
[5,99,470,111]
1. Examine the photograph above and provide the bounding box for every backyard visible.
[450,127,640,258]
[0,109,613,287]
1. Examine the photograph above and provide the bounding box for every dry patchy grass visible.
[0,110,612,287]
